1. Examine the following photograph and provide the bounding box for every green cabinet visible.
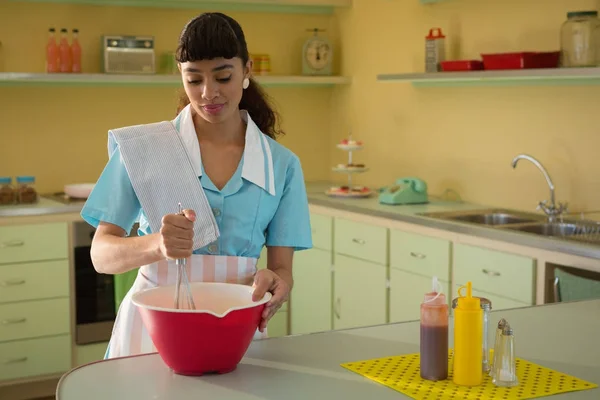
[264,210,540,337]
[256,248,289,338]
[388,229,451,323]
[333,254,387,330]
[453,243,536,307]
[291,248,332,334]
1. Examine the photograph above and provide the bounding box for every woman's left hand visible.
[252,268,291,333]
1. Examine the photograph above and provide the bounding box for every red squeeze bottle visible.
[420,276,449,381]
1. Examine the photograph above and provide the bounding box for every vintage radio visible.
[102,35,155,74]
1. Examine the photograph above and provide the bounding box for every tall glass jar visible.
[0,177,15,205]
[560,11,600,67]
[16,176,38,204]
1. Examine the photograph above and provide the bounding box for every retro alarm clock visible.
[302,28,332,76]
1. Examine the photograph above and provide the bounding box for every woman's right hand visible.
[158,209,196,260]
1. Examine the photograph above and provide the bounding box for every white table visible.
[57,299,600,399]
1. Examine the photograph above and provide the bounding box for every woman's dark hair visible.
[175,12,283,140]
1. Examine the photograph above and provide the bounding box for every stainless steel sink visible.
[420,209,544,226]
[505,223,579,237]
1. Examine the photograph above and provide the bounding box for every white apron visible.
[105,255,267,359]
[103,117,267,360]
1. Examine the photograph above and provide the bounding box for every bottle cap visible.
[451,295,491,310]
[423,276,446,305]
[456,282,481,311]
[16,176,35,183]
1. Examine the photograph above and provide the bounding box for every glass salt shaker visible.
[489,318,507,378]
[479,298,492,373]
[492,324,518,387]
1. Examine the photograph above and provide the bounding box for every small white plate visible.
[332,166,369,173]
[337,143,363,151]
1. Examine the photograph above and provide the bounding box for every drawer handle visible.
[410,252,426,259]
[352,238,366,245]
[482,269,501,277]
[0,279,26,287]
[2,318,27,325]
[334,298,341,319]
[0,240,25,249]
[4,357,28,364]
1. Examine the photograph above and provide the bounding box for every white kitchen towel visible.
[107,121,220,250]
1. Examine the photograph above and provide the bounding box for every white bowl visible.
[64,183,95,199]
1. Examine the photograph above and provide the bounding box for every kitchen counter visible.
[56,299,600,399]
[1,182,599,260]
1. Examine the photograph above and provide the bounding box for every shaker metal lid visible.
[452,296,492,310]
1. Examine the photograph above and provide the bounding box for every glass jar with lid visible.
[560,10,600,67]
[0,176,16,205]
[16,176,38,204]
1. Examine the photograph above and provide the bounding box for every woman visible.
[81,12,313,359]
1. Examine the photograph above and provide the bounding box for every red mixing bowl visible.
[131,282,271,376]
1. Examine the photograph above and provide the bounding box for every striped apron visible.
[103,120,267,360]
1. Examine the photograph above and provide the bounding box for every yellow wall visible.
[0,2,338,193]
[331,0,600,213]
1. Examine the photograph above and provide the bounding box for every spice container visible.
[16,176,38,204]
[489,318,508,378]
[0,177,16,205]
[491,323,518,387]
[452,281,483,387]
[420,276,448,381]
[560,11,600,67]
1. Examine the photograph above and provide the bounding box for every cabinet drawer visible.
[390,269,450,324]
[452,284,530,312]
[453,243,535,304]
[390,229,450,280]
[0,260,69,304]
[0,335,71,381]
[310,213,332,251]
[0,298,70,342]
[334,218,387,265]
[0,223,68,264]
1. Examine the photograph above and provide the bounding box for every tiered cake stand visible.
[326,134,374,198]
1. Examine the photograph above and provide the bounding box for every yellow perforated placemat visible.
[340,352,597,400]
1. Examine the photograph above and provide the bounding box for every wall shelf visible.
[0,73,351,87]
[377,68,600,87]
[8,0,351,14]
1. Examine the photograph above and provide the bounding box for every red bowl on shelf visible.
[481,52,560,70]
[132,282,271,376]
[440,60,484,72]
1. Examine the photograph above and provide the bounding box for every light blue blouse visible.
[80,106,313,259]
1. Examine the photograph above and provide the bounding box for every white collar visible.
[176,104,276,196]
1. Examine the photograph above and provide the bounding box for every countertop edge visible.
[306,196,600,261]
[2,190,599,260]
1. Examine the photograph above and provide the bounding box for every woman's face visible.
[179,57,251,124]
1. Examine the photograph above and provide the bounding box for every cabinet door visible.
[390,269,450,323]
[333,255,387,330]
[267,310,288,338]
[291,248,332,335]
[453,243,535,304]
[389,229,450,281]
[452,284,529,311]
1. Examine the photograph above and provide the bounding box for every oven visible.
[73,221,139,345]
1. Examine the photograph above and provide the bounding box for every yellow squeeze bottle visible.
[452,281,483,386]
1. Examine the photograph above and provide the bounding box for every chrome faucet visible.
[511,154,567,222]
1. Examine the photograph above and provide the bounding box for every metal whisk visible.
[174,203,196,310]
